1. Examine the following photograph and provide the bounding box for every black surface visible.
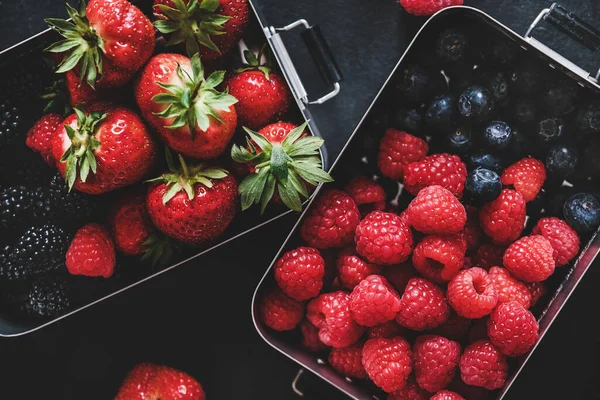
[0,0,599,399]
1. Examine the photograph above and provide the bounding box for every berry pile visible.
[259,23,599,399]
[0,0,332,323]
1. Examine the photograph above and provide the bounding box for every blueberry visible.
[458,86,495,123]
[465,167,502,204]
[508,62,543,95]
[425,94,456,133]
[513,99,537,125]
[478,36,518,66]
[436,29,468,63]
[483,121,512,150]
[535,117,565,148]
[444,126,472,156]
[546,145,578,179]
[563,193,600,233]
[394,65,445,104]
[467,152,503,173]
[541,80,578,117]
[583,139,600,178]
[575,102,600,138]
[509,128,532,160]
[480,70,509,106]
[392,107,424,136]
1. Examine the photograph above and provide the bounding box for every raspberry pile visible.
[259,22,600,398]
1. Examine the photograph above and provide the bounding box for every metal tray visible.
[0,1,342,336]
[252,4,600,399]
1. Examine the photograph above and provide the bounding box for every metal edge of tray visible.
[250,5,600,400]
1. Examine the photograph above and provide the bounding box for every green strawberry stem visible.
[231,121,333,213]
[141,232,181,267]
[45,1,104,88]
[152,53,237,139]
[153,0,231,57]
[234,44,272,80]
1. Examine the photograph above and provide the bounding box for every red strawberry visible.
[52,104,158,194]
[378,129,429,180]
[413,335,461,392]
[459,340,507,390]
[26,113,63,165]
[108,189,154,256]
[336,246,382,290]
[396,277,449,331]
[146,151,237,246]
[412,234,466,284]
[479,189,526,244]
[135,53,237,159]
[274,246,325,301]
[344,176,387,216]
[403,153,467,198]
[399,0,464,16]
[65,70,105,107]
[232,122,331,212]
[46,0,155,88]
[66,223,116,278]
[226,48,290,129]
[259,288,304,332]
[300,320,328,352]
[501,157,546,202]
[153,0,248,60]
[503,235,555,282]
[407,185,466,235]
[355,211,414,265]
[532,217,580,266]
[488,267,532,308]
[328,344,368,379]
[362,336,413,393]
[350,275,402,327]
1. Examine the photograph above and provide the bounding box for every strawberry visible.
[226,47,291,129]
[66,223,116,278]
[146,150,237,246]
[153,0,249,60]
[26,113,63,165]
[135,53,238,159]
[231,121,332,212]
[45,0,155,88]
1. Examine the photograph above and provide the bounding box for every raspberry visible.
[300,320,328,352]
[448,379,490,400]
[337,246,382,290]
[432,311,472,342]
[274,246,324,301]
[66,223,116,278]
[378,129,429,180]
[398,209,411,226]
[328,344,367,379]
[306,291,365,348]
[473,243,506,270]
[447,267,497,319]
[430,390,465,400]
[396,278,450,331]
[259,289,304,332]
[487,301,539,356]
[461,257,473,270]
[350,275,402,327]
[412,234,466,284]
[388,379,429,400]
[362,337,413,393]
[503,235,555,282]
[344,176,387,215]
[407,186,466,235]
[368,320,407,339]
[501,157,546,202]
[404,153,467,198]
[382,263,418,293]
[301,189,361,249]
[460,340,508,390]
[461,205,482,253]
[355,211,414,265]
[525,281,547,307]
[488,267,531,308]
[532,217,580,266]
[480,189,526,244]
[413,335,461,392]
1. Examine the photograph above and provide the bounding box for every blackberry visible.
[0,224,70,281]
[0,144,54,187]
[0,186,36,231]
[46,173,101,224]
[0,100,24,148]
[22,278,71,318]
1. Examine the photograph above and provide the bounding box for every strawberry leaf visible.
[203,71,225,89]
[260,174,276,214]
[278,180,302,212]
[163,183,183,204]
[199,0,219,12]
[154,20,181,34]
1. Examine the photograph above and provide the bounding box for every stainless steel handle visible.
[291,368,306,396]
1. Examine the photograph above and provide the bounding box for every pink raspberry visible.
[460,340,508,390]
[328,344,367,379]
[396,278,450,331]
[336,246,382,290]
[487,301,539,356]
[363,337,413,393]
[350,275,402,327]
[274,246,324,301]
[447,267,498,319]
[413,335,461,392]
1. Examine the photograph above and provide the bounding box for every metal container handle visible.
[265,19,342,107]
[525,3,600,81]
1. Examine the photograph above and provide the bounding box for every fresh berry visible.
[378,129,429,180]
[368,320,406,339]
[66,223,116,278]
[146,153,237,246]
[478,35,518,65]
[21,278,71,318]
[513,99,538,125]
[465,167,502,204]
[467,152,502,174]
[392,107,425,136]
[259,288,304,331]
[307,291,365,348]
[430,390,464,400]
[507,128,532,162]
[575,102,600,137]
[546,145,578,179]
[480,70,509,106]
[447,267,497,319]
[0,100,24,147]
[399,0,463,16]
[355,211,414,265]
[458,86,494,123]
[479,189,526,244]
[275,246,325,301]
[563,193,600,233]
[396,278,449,331]
[535,117,565,149]
[407,185,466,235]
[387,379,429,400]
[64,70,106,108]
[503,235,555,282]
[404,154,467,198]
[473,243,506,270]
[459,340,507,390]
[413,335,461,392]
[47,0,155,88]
[394,65,444,104]
[0,144,54,187]
[487,301,539,356]
[116,363,205,400]
[482,121,512,150]
[301,189,360,249]
[362,337,413,393]
[45,173,101,225]
[525,281,547,307]
[508,61,542,95]
[425,95,456,133]
[583,139,600,177]
[300,320,328,352]
[436,29,468,63]
[412,234,466,284]
[108,190,155,257]
[382,263,418,293]
[432,311,471,342]
[444,126,472,156]
[328,344,368,379]
[0,186,35,231]
[501,157,546,202]
[350,275,402,327]
[541,80,578,117]
[344,177,386,215]
[337,246,382,290]
[25,113,62,165]
[461,205,482,252]
[532,217,580,266]
[488,267,532,308]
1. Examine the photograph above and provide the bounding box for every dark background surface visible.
[0,0,599,399]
